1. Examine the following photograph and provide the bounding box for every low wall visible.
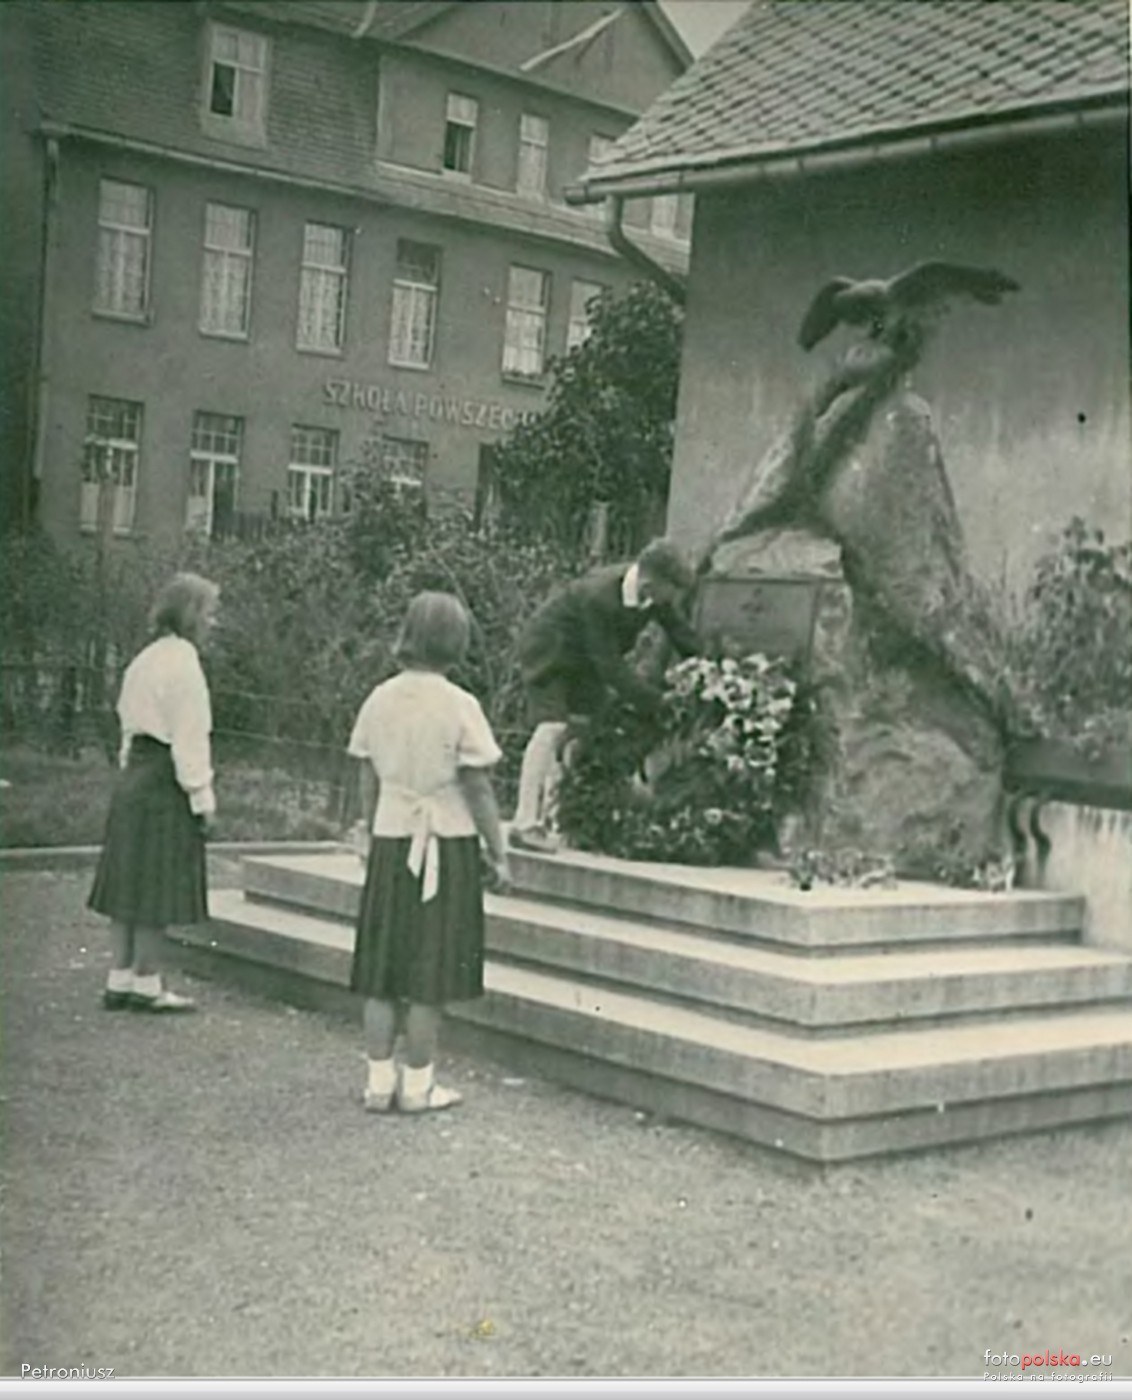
[1033,803,1132,954]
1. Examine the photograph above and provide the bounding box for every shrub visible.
[1005,517,1132,752]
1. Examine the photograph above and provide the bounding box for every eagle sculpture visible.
[798,261,1021,352]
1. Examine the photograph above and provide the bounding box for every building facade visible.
[570,0,1131,592]
[11,0,692,543]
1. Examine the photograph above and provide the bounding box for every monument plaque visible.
[695,576,825,668]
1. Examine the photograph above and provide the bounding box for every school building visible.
[5,0,692,543]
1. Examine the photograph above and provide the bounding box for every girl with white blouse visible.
[88,572,219,1012]
[347,591,511,1113]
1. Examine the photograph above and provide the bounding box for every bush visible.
[555,653,803,865]
[1005,517,1132,752]
[1,478,582,819]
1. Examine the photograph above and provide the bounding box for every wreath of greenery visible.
[554,653,816,867]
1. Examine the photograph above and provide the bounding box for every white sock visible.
[367,1058,396,1095]
[106,967,134,992]
[400,1063,433,1099]
[514,723,567,829]
[133,973,162,999]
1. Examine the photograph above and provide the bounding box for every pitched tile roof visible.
[578,0,1130,190]
[214,1,456,41]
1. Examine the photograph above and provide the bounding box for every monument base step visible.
[176,871,1132,1162]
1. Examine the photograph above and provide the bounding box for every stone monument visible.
[696,262,1022,876]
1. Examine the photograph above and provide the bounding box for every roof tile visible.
[585,0,1130,185]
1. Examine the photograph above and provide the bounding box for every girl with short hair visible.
[89,571,220,1012]
[347,590,511,1113]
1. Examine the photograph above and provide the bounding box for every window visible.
[94,179,152,318]
[517,113,548,197]
[80,397,142,534]
[502,265,549,380]
[586,134,615,217]
[287,425,337,521]
[443,93,477,177]
[650,193,679,238]
[566,279,605,352]
[200,202,255,338]
[187,412,242,536]
[204,24,268,143]
[389,240,440,369]
[297,222,349,353]
[379,435,429,490]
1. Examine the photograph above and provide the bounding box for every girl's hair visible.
[149,572,220,639]
[395,591,470,671]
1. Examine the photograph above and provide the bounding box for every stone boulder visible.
[700,384,1011,877]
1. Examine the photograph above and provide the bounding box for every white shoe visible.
[397,1063,463,1114]
[363,1087,395,1113]
[129,986,197,1013]
[363,1058,396,1113]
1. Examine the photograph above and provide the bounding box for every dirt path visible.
[3,871,1130,1379]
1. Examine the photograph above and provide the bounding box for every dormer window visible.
[202,24,268,146]
[443,93,478,178]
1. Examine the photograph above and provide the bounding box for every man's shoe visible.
[102,989,133,1011]
[509,826,560,854]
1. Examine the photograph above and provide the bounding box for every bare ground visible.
[2,869,1130,1379]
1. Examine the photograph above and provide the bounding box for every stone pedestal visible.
[699,389,1011,878]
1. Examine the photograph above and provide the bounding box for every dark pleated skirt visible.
[88,735,209,927]
[351,835,485,1006]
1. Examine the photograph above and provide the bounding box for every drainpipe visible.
[603,195,686,305]
[29,135,60,525]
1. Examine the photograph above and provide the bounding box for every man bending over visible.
[511,538,699,852]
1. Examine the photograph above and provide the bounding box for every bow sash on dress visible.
[386,782,447,903]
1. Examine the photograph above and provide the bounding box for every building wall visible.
[0,0,45,531]
[32,0,380,188]
[36,142,642,543]
[374,47,690,237]
[23,0,691,543]
[667,124,1132,590]
[412,1,685,112]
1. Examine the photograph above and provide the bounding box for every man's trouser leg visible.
[513,721,568,833]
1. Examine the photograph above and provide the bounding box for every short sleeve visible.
[347,692,377,759]
[456,693,502,770]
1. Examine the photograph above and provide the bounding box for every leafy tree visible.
[493,279,683,553]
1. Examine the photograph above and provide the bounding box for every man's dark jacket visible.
[518,562,698,718]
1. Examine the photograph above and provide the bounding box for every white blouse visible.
[348,670,502,900]
[117,634,215,816]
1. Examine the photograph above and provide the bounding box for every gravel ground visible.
[3,869,1131,1380]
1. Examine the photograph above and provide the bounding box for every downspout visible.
[29,135,60,525]
[603,194,686,305]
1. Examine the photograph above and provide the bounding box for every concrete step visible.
[241,849,1085,950]
[190,892,1132,1161]
[440,1018,1132,1162]
[212,888,1132,1030]
[458,962,1132,1133]
[489,896,1132,1028]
